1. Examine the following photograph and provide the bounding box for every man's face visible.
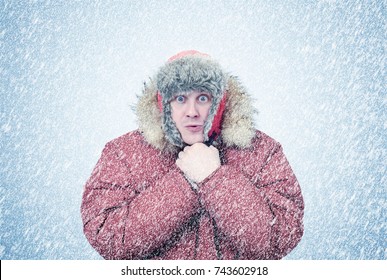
[170,91,212,145]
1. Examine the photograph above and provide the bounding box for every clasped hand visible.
[176,143,221,183]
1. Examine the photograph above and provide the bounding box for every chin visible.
[183,137,204,145]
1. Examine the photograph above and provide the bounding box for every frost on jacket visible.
[81,76,304,260]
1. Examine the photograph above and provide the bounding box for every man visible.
[81,50,304,259]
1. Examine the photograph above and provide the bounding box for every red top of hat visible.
[167,50,210,62]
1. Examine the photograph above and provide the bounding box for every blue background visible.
[0,0,385,259]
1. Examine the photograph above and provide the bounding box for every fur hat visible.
[156,50,227,148]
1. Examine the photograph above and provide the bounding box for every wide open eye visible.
[198,94,210,103]
[175,95,185,103]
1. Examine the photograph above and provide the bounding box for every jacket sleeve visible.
[81,141,199,259]
[198,141,304,259]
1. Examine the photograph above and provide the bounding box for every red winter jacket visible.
[81,77,304,259]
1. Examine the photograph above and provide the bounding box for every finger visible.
[209,145,219,152]
[178,151,184,158]
[183,145,191,152]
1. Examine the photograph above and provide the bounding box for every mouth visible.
[185,125,203,132]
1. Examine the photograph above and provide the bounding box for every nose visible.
[185,99,199,118]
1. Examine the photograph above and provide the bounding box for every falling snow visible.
[0,1,385,259]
